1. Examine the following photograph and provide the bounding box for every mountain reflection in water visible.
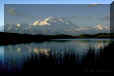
[0,39,112,72]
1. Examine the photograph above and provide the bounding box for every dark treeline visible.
[0,32,113,45]
[0,32,75,45]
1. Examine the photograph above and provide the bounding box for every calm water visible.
[0,39,112,72]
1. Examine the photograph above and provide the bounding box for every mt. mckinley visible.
[5,16,110,35]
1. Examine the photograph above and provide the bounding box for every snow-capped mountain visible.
[95,24,110,31]
[4,17,110,35]
[75,24,110,34]
[32,16,75,27]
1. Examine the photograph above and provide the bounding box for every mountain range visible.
[4,16,110,35]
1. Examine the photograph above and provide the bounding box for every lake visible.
[0,39,113,72]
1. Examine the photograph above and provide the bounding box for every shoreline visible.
[0,32,113,45]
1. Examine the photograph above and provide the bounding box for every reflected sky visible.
[0,46,4,64]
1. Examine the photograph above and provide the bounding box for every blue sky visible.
[4,0,114,4]
[0,0,114,31]
[5,4,110,26]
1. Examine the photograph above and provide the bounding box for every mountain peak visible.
[16,24,21,27]
[32,18,50,26]
[96,24,104,30]
[32,16,67,26]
